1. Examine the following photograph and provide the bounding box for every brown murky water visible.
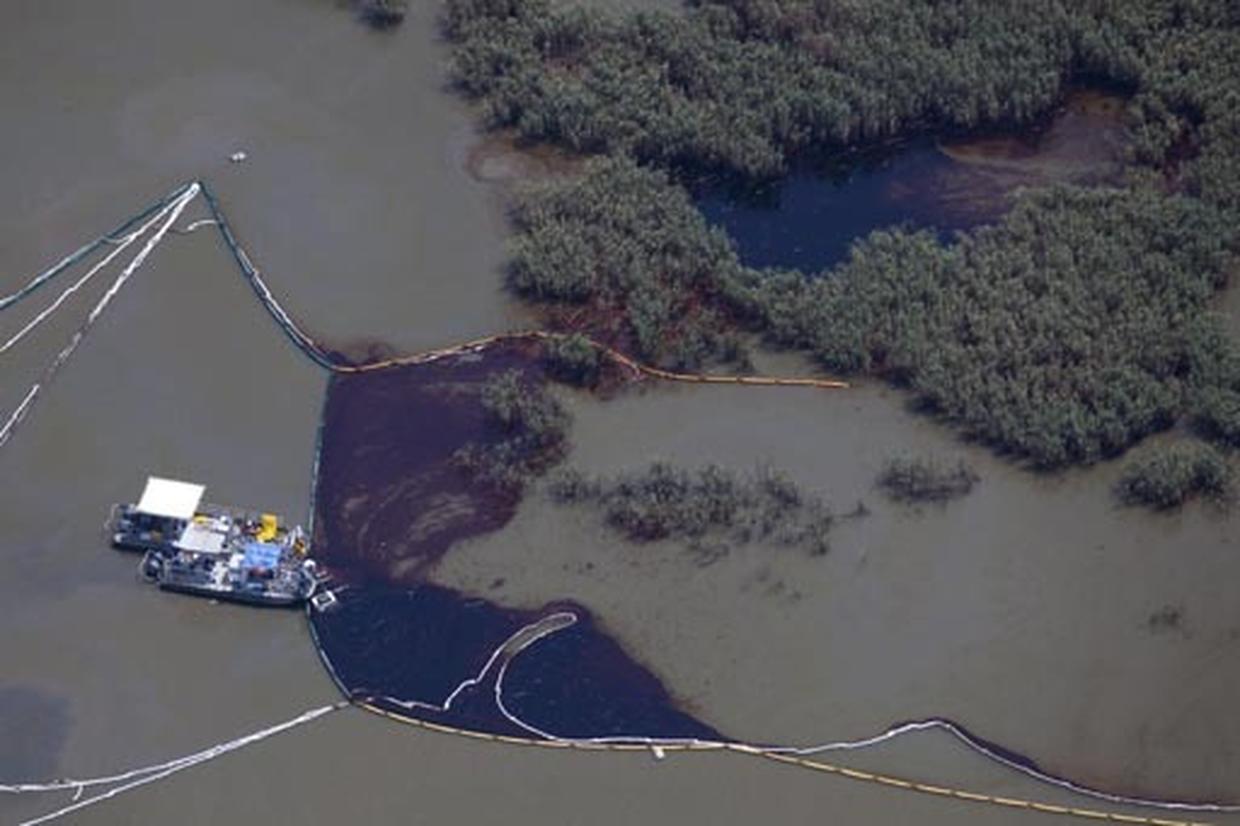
[435,358,1240,802]
[2,2,1238,825]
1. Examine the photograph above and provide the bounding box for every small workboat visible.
[110,477,318,608]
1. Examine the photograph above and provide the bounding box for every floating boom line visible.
[0,180,845,453]
[0,183,201,450]
[0,183,194,314]
[2,701,349,826]
[332,605,1240,824]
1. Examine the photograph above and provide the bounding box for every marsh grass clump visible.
[455,370,571,489]
[543,333,603,387]
[876,455,979,503]
[1114,442,1233,510]
[547,462,833,557]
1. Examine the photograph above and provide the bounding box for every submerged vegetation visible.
[877,456,979,504]
[1114,442,1232,510]
[446,0,1240,470]
[455,370,570,489]
[548,462,833,558]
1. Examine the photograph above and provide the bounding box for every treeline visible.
[444,0,1072,176]
[444,0,1240,204]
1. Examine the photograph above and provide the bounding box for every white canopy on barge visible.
[135,477,206,521]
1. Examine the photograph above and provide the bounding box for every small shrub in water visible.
[479,369,569,446]
[456,370,571,489]
[543,334,602,387]
[1115,442,1232,510]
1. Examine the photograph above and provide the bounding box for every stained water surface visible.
[309,342,720,742]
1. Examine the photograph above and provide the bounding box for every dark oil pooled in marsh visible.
[696,90,1128,272]
[309,341,719,741]
[696,142,971,271]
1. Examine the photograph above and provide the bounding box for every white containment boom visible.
[135,476,205,520]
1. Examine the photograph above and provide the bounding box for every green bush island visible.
[542,333,603,386]
[1115,442,1232,509]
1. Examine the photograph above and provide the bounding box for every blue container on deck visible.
[242,542,283,570]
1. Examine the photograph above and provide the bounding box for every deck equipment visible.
[110,476,318,607]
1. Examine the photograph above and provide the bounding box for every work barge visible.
[110,476,319,607]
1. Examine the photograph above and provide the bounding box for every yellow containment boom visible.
[256,513,279,542]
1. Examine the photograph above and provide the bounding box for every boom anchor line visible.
[1,181,1233,826]
[0,178,846,451]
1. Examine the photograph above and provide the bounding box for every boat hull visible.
[112,494,317,608]
[156,579,307,608]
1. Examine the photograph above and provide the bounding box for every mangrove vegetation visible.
[445,0,1240,198]
[507,158,1240,468]
[754,186,1238,468]
[446,0,1240,471]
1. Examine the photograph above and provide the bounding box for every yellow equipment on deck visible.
[256,513,279,542]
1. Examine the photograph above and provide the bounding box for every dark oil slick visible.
[309,341,720,741]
